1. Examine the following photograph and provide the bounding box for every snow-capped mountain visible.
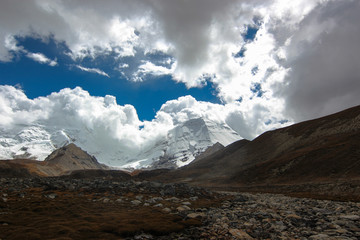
[0,118,241,168]
[122,118,240,169]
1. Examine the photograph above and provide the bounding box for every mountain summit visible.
[43,143,108,174]
[122,118,240,169]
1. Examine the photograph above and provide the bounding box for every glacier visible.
[0,117,241,168]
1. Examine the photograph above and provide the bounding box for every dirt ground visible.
[0,187,222,240]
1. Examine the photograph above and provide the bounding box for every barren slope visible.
[145,105,360,199]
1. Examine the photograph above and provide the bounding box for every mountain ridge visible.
[0,117,241,169]
[1,105,360,201]
[141,105,360,200]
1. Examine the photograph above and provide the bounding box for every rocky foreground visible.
[1,177,360,240]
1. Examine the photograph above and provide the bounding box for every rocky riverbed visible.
[171,192,360,240]
[1,177,360,239]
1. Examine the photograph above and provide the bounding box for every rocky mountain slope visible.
[145,105,360,199]
[0,143,108,177]
[0,118,240,168]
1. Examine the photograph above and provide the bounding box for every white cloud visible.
[76,65,110,78]
[1,0,359,133]
[157,95,289,140]
[3,34,57,66]
[4,34,24,53]
[26,52,58,66]
[132,61,173,81]
[0,86,287,156]
[0,85,49,126]
[119,63,129,69]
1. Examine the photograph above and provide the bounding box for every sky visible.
[1,0,360,142]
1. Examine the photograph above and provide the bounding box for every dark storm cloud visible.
[279,1,360,121]
[148,0,235,68]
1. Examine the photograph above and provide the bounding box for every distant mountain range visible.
[0,117,240,168]
[1,105,360,200]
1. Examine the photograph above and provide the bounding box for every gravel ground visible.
[1,177,359,240]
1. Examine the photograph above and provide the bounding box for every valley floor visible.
[1,178,360,239]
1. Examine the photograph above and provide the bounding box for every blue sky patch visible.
[234,46,246,58]
[250,82,264,98]
[0,35,220,121]
[242,25,259,42]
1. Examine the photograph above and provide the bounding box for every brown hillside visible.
[148,105,360,200]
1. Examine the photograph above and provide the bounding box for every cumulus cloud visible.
[155,94,289,140]
[0,85,287,159]
[1,0,359,135]
[0,85,171,158]
[76,65,110,77]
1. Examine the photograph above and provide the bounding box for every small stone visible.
[2,198,7,202]
[102,198,110,203]
[165,197,180,202]
[177,205,191,212]
[189,196,198,201]
[147,197,163,203]
[286,213,302,220]
[135,195,143,201]
[340,215,360,221]
[243,222,253,228]
[46,193,57,199]
[349,226,360,232]
[153,203,163,208]
[309,234,329,240]
[134,233,153,239]
[335,228,348,234]
[187,212,206,219]
[221,222,229,229]
[273,221,286,231]
[235,194,249,202]
[181,201,191,206]
[162,208,171,213]
[328,224,340,229]
[150,182,162,188]
[229,228,254,239]
[131,200,142,205]
[115,198,123,203]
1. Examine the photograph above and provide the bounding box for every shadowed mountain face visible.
[146,105,360,195]
[43,143,109,175]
